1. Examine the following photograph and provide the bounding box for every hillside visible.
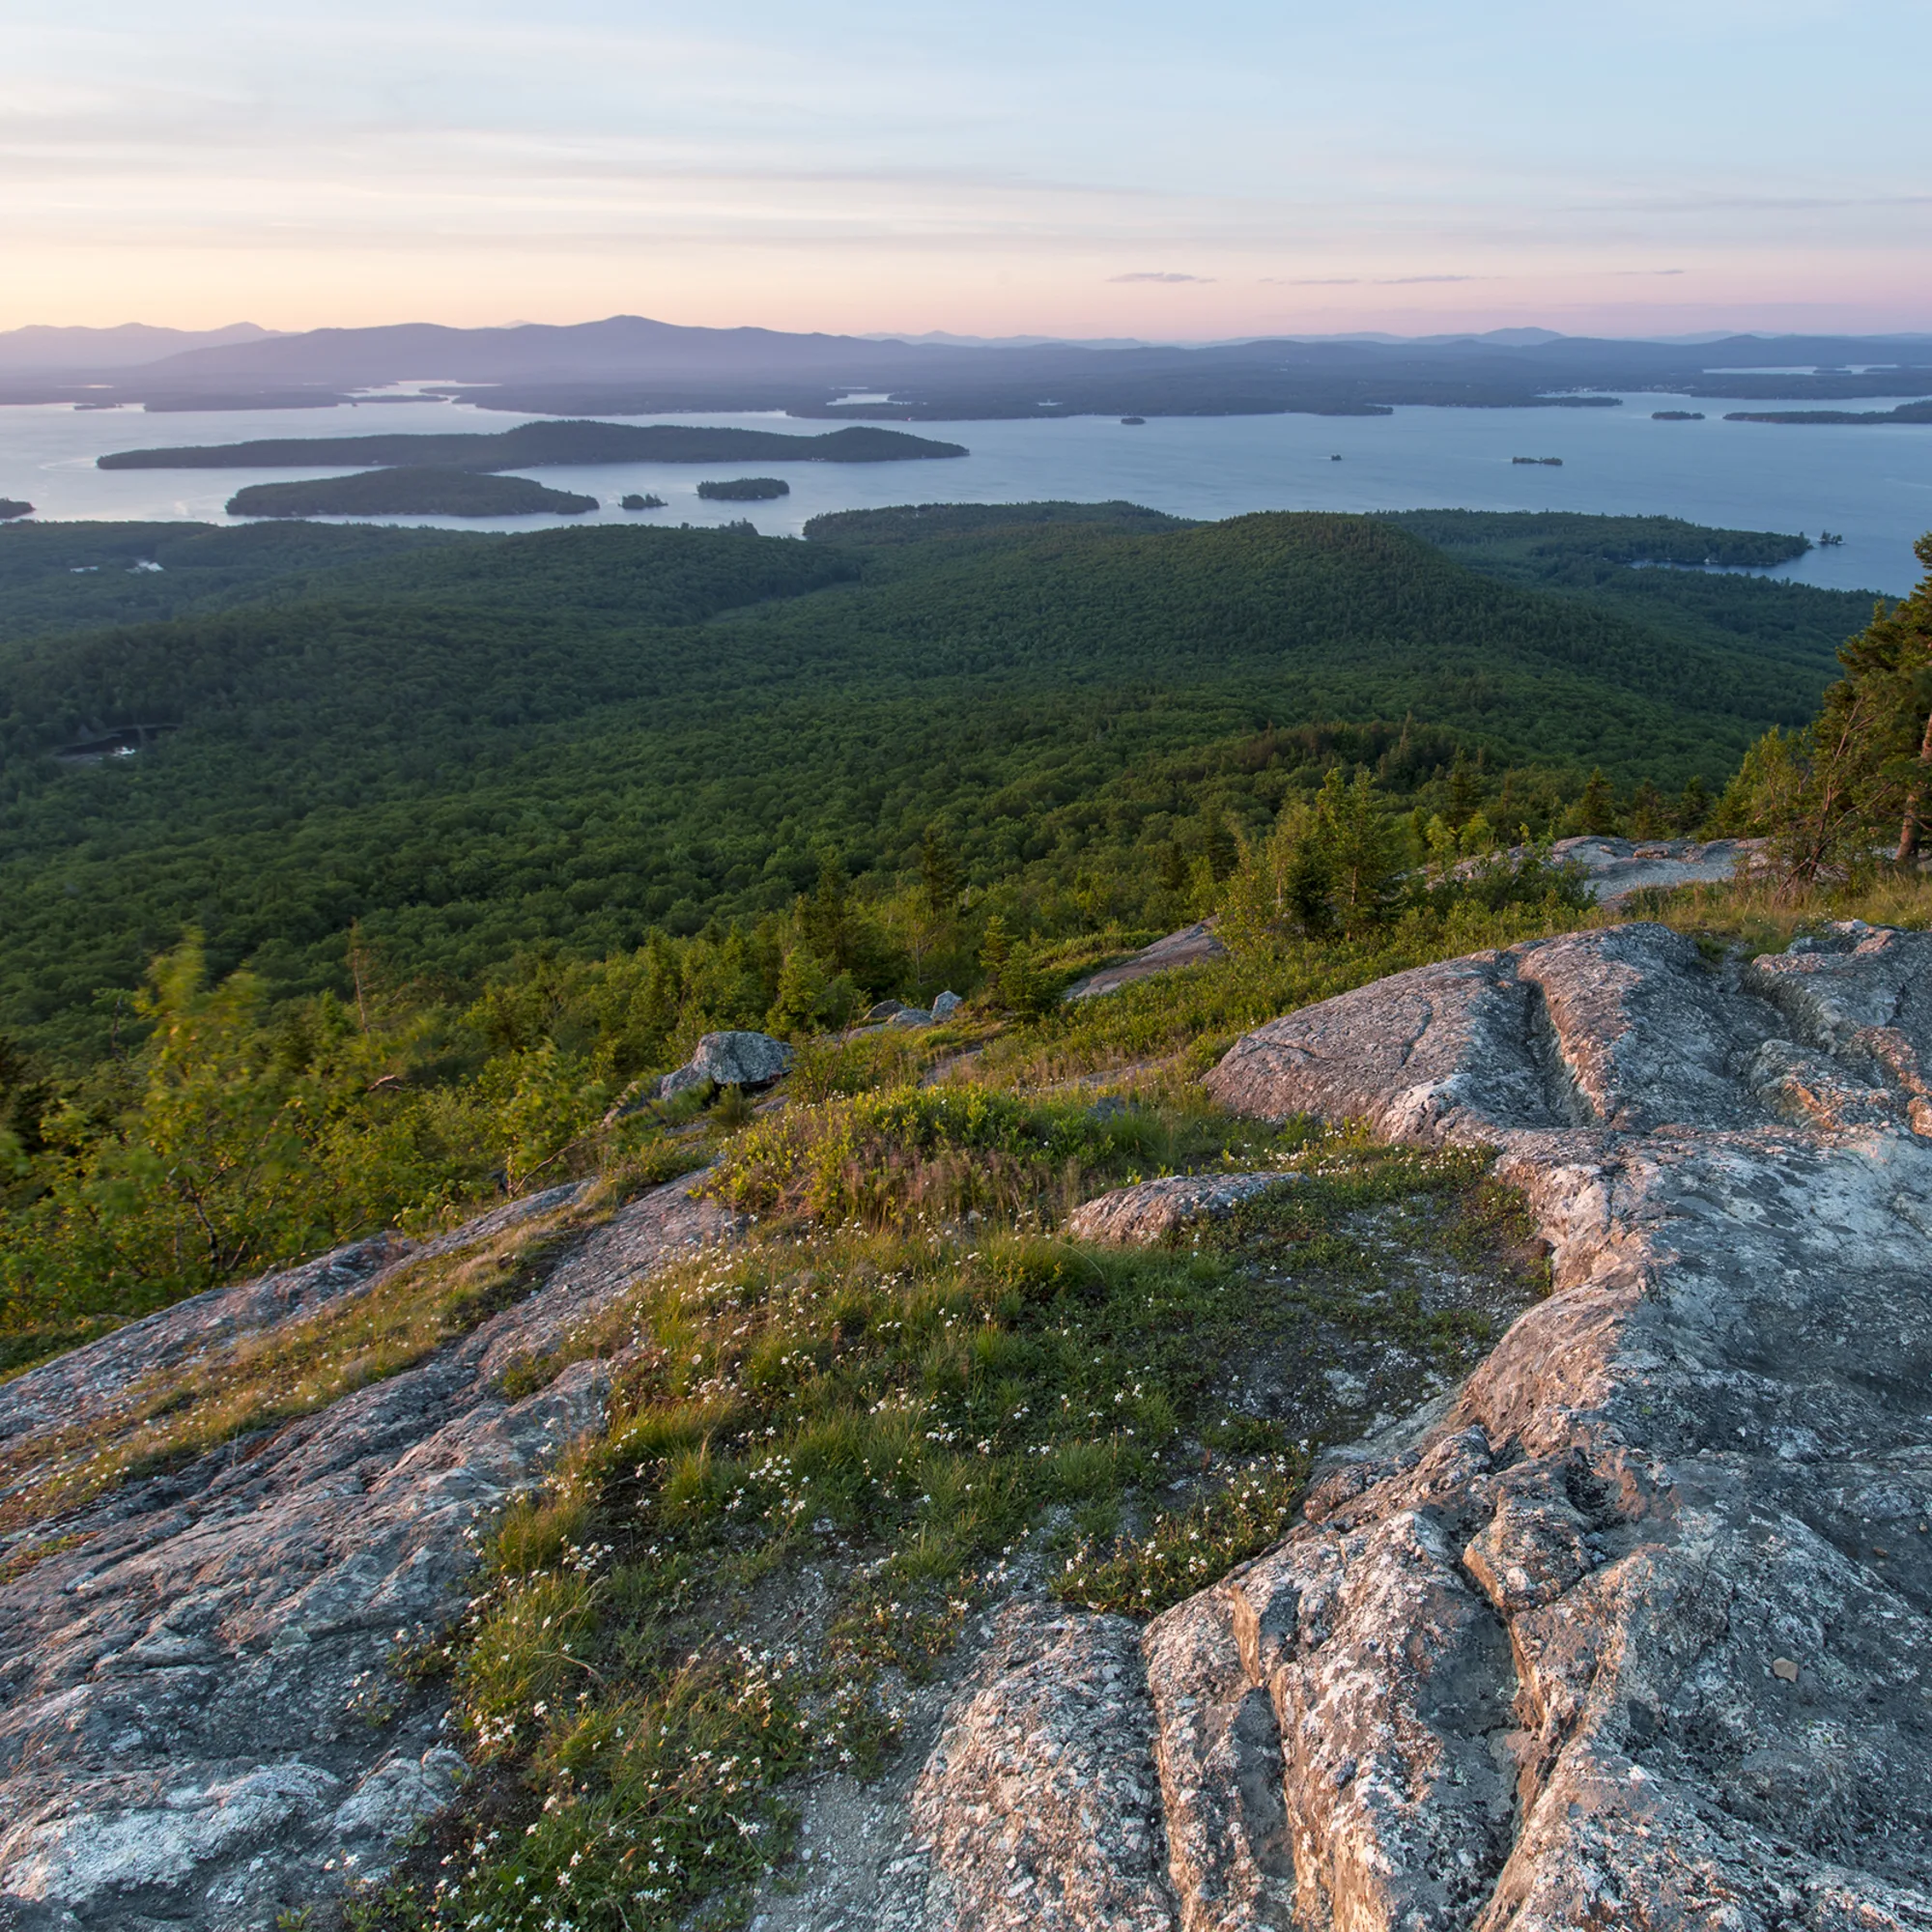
[0,507,1877,1054]
[2,914,1927,1929]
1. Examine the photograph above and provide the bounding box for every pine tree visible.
[1676,775,1713,836]
[800,857,851,969]
[1316,768,1403,936]
[1577,770,1619,836]
[1203,812,1238,882]
[978,914,1011,980]
[920,826,964,919]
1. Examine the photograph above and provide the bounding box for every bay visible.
[4,386,1929,593]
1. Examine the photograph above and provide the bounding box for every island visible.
[1512,455,1564,466]
[1120,415,1146,425]
[696,477,789,501]
[224,468,598,519]
[100,420,968,472]
[0,499,32,521]
[1652,411,1704,421]
[1723,400,1932,426]
[619,493,667,510]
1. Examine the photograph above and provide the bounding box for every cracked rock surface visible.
[0,1176,741,1931]
[875,922,1932,1929]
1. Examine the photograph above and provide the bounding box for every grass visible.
[974,891,1600,1090]
[355,1110,1547,1932]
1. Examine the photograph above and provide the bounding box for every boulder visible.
[659,1029,793,1097]
[931,990,962,1019]
[1065,1171,1300,1244]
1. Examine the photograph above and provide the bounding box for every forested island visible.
[225,468,598,519]
[1652,411,1704,421]
[99,420,968,472]
[0,500,31,521]
[619,493,666,510]
[1725,400,1932,426]
[696,477,789,500]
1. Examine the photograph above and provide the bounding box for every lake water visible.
[5,387,1930,594]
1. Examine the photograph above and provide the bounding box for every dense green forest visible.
[1723,402,1932,426]
[696,477,789,500]
[0,498,1912,1379]
[99,421,969,470]
[0,506,1877,1060]
[227,469,600,518]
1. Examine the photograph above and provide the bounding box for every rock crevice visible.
[891,923,1932,1930]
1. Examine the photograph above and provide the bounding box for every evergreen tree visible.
[1203,812,1238,882]
[978,914,1011,979]
[1628,781,1666,838]
[1676,775,1713,836]
[1577,769,1619,836]
[920,826,964,919]
[1316,768,1404,936]
[997,943,1054,1019]
[800,858,851,970]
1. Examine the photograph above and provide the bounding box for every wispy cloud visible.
[1108,270,1212,283]
[1262,273,1489,286]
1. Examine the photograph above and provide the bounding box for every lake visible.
[4,387,1929,593]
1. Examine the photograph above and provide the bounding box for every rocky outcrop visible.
[1065,923,1229,1001]
[660,1029,794,1096]
[18,920,1932,1931]
[1064,1172,1300,1244]
[0,1176,742,1930]
[1543,835,1769,904]
[889,922,1932,1929]
[878,1605,1174,1932]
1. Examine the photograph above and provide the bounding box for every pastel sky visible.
[6,0,1929,338]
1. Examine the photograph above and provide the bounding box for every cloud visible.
[1262,273,1490,286]
[1108,270,1212,283]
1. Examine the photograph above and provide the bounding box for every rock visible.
[885,1603,1177,1931]
[659,1029,794,1097]
[887,1007,935,1030]
[1543,835,1772,903]
[0,1173,744,1929]
[1180,921,1932,1924]
[865,1000,907,1023]
[1065,923,1229,1002]
[931,990,962,1019]
[1065,1173,1300,1245]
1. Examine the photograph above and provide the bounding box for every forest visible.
[0,506,1876,1059]
[0,498,1907,1378]
[226,469,600,518]
[99,420,969,470]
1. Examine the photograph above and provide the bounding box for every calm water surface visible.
[4,389,1929,593]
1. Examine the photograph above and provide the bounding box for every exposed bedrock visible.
[898,923,1932,1929]
[0,1178,742,1930]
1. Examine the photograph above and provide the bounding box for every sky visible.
[5,0,1930,340]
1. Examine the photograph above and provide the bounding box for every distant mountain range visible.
[0,323,276,370]
[2,314,1928,421]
